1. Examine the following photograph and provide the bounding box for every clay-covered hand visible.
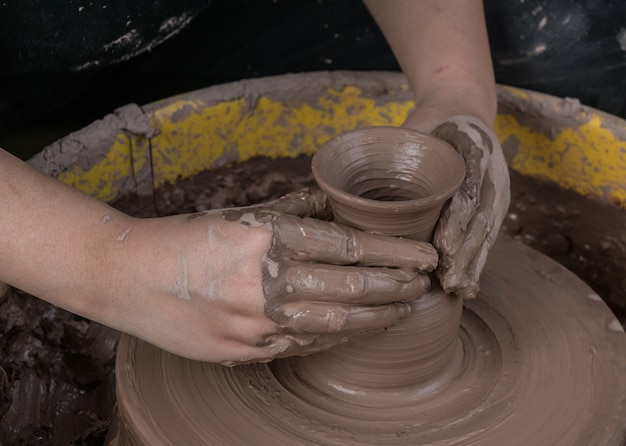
[214,189,437,365]
[130,188,437,366]
[429,116,510,299]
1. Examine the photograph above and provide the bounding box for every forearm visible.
[0,148,138,320]
[364,0,496,128]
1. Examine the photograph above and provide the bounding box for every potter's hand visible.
[365,0,504,297]
[430,116,510,298]
[182,190,438,365]
[0,149,436,366]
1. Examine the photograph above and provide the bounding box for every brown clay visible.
[304,127,465,390]
[311,127,465,242]
[112,238,626,445]
[110,128,626,445]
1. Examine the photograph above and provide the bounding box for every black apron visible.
[1,0,624,143]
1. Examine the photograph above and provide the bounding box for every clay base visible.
[111,237,626,445]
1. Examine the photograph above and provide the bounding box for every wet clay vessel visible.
[311,126,465,241]
[110,128,626,445]
[302,127,465,395]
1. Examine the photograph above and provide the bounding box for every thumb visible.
[256,187,333,220]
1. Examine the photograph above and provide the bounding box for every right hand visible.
[118,188,438,365]
[1,149,436,365]
[430,117,510,299]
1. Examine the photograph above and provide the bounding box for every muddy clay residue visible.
[502,169,626,321]
[0,291,118,445]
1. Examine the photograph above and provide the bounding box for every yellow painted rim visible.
[34,72,626,209]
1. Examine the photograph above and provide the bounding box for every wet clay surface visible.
[2,155,625,444]
[0,291,118,445]
[301,126,466,396]
[114,237,626,445]
[502,169,626,322]
[311,127,465,241]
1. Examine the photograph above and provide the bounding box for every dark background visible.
[1,0,625,157]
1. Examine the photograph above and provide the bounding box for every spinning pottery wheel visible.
[30,72,626,444]
[110,127,626,445]
[113,237,626,445]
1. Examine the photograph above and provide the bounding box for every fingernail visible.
[399,302,412,318]
[457,283,479,299]
[269,341,289,356]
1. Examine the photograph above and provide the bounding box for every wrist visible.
[58,213,145,325]
[403,79,496,133]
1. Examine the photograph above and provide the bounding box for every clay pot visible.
[311,126,465,242]
[295,126,466,397]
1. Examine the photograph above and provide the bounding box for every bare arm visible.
[0,148,136,318]
[364,0,496,130]
[364,1,510,298]
[0,147,437,363]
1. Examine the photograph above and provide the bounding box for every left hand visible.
[364,0,508,298]
[428,116,510,298]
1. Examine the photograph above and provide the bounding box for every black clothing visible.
[485,0,626,119]
[0,1,209,73]
[1,0,625,146]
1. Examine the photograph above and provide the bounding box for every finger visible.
[263,261,431,307]
[437,181,493,295]
[433,117,510,299]
[223,327,386,365]
[256,187,333,220]
[266,301,411,334]
[436,214,489,295]
[451,181,504,299]
[432,119,491,196]
[440,211,491,289]
[187,188,331,222]
[432,118,493,258]
[273,214,438,270]
[437,172,499,297]
[455,242,490,299]
[433,191,475,257]
[262,328,386,359]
